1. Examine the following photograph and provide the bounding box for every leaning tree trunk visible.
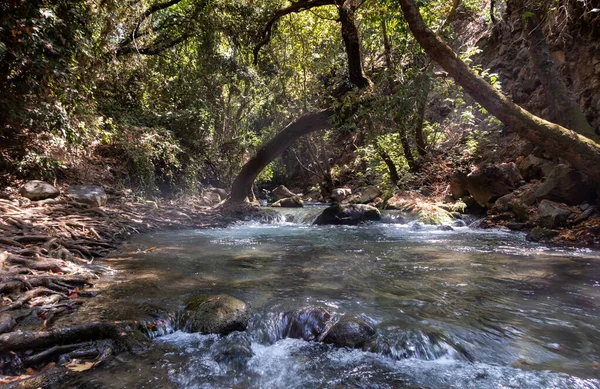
[376,144,401,188]
[228,110,333,203]
[398,0,600,183]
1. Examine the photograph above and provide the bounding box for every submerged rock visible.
[280,307,376,349]
[322,316,375,349]
[272,195,304,208]
[67,185,107,206]
[19,180,60,201]
[212,332,254,369]
[313,204,381,225]
[184,294,248,335]
[281,306,332,341]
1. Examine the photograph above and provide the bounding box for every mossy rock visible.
[512,200,533,222]
[526,227,559,242]
[184,294,248,335]
[416,206,453,225]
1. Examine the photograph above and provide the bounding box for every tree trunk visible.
[227,0,371,205]
[398,125,418,172]
[414,87,428,157]
[381,18,395,94]
[338,0,369,89]
[376,144,400,188]
[398,0,600,182]
[228,110,333,203]
[524,15,595,140]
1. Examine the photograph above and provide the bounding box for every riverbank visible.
[0,192,230,386]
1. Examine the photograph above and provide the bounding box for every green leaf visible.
[521,11,534,19]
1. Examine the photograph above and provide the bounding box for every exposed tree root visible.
[0,195,224,383]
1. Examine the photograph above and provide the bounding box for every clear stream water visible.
[62,206,600,388]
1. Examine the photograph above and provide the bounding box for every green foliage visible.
[17,149,66,181]
[0,0,506,199]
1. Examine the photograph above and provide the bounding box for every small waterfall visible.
[269,207,326,224]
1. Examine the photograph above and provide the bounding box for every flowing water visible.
[62,207,600,389]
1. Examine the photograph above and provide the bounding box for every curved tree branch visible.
[253,0,337,65]
[117,33,192,56]
[119,0,184,51]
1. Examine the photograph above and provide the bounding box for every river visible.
[61,207,600,388]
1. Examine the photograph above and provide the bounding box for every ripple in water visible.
[62,211,600,388]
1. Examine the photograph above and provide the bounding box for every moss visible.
[512,200,532,222]
[417,206,453,225]
[184,296,210,311]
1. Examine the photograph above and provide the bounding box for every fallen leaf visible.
[65,360,98,372]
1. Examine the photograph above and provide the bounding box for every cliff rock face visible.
[477,2,600,131]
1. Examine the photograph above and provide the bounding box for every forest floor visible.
[0,194,231,387]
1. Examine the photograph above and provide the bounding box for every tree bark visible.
[414,87,428,157]
[398,0,600,182]
[381,18,395,94]
[398,125,418,172]
[338,0,369,89]
[228,110,333,203]
[524,15,595,140]
[376,144,400,188]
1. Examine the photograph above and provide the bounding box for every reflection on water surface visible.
[63,213,600,388]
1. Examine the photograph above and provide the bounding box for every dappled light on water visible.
[63,210,600,388]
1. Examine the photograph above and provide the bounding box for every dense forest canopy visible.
[1,0,599,200]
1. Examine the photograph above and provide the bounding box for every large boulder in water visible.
[184,294,248,335]
[272,196,304,208]
[19,180,60,201]
[465,163,522,207]
[67,185,107,206]
[272,185,295,200]
[322,316,375,349]
[313,204,381,225]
